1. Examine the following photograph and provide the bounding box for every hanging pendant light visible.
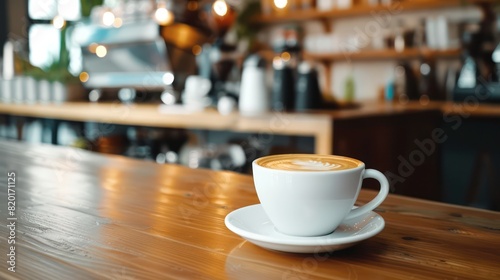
[213,0,229,17]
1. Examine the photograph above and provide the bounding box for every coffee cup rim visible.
[252,154,365,173]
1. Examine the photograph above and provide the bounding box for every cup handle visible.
[345,169,389,220]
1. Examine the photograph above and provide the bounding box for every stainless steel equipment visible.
[70,20,175,101]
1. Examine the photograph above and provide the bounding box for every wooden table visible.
[0,141,499,279]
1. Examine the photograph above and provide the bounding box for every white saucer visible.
[225,204,385,253]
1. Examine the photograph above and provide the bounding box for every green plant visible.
[80,0,104,18]
[233,1,261,45]
[24,25,79,84]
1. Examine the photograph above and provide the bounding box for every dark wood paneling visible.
[334,110,443,201]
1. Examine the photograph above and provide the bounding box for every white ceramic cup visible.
[184,75,212,97]
[253,154,389,237]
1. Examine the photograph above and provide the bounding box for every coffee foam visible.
[256,154,362,171]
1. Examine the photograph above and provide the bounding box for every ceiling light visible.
[213,0,228,17]
[102,11,115,26]
[274,0,288,9]
[52,15,66,29]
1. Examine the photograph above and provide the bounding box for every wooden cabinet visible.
[333,109,443,201]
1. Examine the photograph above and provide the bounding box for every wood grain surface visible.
[0,140,499,279]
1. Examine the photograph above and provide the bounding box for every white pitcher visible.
[238,54,269,117]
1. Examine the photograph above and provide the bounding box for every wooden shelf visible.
[252,0,487,25]
[303,48,462,62]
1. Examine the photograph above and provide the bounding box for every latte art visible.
[291,160,341,170]
[256,154,362,171]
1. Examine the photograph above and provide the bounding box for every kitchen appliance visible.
[453,4,500,103]
[70,20,175,102]
[295,61,321,111]
[271,57,295,111]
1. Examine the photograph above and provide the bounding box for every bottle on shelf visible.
[316,0,335,11]
[384,78,395,102]
[343,67,355,103]
[337,0,355,10]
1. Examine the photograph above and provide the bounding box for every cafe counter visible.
[1,100,499,153]
[0,140,499,279]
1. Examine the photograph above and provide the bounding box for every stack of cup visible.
[182,75,212,111]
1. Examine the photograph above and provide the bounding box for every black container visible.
[271,65,295,111]
[295,62,322,111]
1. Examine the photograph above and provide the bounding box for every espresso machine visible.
[453,4,500,103]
